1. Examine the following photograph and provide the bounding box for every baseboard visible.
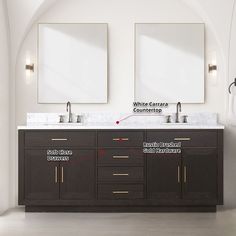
[25,205,216,213]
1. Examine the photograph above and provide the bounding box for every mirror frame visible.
[134,23,205,104]
[37,23,108,104]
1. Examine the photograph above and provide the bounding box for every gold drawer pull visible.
[112,191,129,194]
[51,138,68,141]
[55,166,58,183]
[177,166,180,183]
[61,166,64,183]
[112,173,129,176]
[113,138,129,141]
[113,156,129,159]
[174,137,191,141]
[184,166,187,183]
[121,138,129,141]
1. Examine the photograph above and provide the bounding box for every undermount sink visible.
[45,122,84,126]
[162,123,190,125]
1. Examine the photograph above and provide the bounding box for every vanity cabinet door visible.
[182,148,217,202]
[147,154,181,200]
[25,150,59,200]
[60,150,95,200]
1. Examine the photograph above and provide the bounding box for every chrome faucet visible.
[175,102,182,123]
[66,101,73,123]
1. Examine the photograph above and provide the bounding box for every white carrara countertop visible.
[20,112,224,130]
[17,124,225,130]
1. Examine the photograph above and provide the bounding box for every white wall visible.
[0,0,10,214]
[16,0,223,122]
[225,0,236,208]
[6,0,58,208]
[6,0,58,58]
[10,0,236,208]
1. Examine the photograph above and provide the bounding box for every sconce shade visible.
[208,64,217,73]
[25,64,34,72]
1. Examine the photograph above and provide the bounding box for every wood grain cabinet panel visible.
[98,167,144,183]
[25,150,59,200]
[147,131,217,147]
[147,153,181,200]
[98,184,144,199]
[182,148,218,202]
[25,131,96,147]
[98,131,144,147]
[97,148,144,166]
[24,149,96,201]
[60,150,95,200]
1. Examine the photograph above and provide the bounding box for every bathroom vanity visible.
[18,125,224,212]
[16,18,217,213]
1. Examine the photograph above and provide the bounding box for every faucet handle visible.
[76,115,83,123]
[166,115,171,123]
[182,115,188,123]
[59,115,65,123]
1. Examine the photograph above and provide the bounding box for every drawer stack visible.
[97,131,144,200]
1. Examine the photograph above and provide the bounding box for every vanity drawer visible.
[98,167,144,183]
[97,149,144,166]
[98,184,144,199]
[25,131,96,147]
[98,131,143,147]
[146,131,217,147]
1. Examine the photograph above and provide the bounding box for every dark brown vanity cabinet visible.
[25,149,59,200]
[147,153,181,200]
[19,131,96,205]
[59,149,95,200]
[24,149,95,201]
[19,129,223,212]
[146,130,223,206]
[182,148,218,201]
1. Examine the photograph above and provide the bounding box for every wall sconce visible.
[207,51,218,84]
[25,55,34,82]
[25,63,34,72]
[25,60,34,78]
[208,64,217,74]
[208,63,217,80]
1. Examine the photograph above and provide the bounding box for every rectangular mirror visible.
[38,23,108,103]
[135,23,204,103]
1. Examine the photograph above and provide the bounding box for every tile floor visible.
[0,207,236,236]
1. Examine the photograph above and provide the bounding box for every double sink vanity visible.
[18,111,224,212]
[17,22,221,212]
